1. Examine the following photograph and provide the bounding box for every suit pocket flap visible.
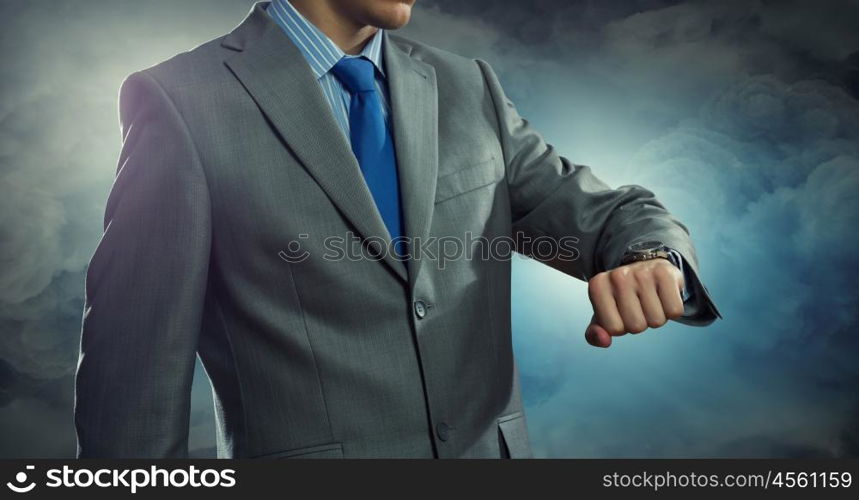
[435,156,503,204]
[498,412,533,458]
[254,442,343,459]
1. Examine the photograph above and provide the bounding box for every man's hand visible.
[585,258,685,348]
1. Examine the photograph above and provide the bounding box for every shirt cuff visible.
[666,248,693,303]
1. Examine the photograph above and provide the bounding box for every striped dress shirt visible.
[266,0,392,138]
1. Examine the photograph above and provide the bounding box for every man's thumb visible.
[585,317,612,348]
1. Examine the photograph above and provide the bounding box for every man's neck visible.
[289,0,378,55]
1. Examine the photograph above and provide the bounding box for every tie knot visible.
[331,56,376,94]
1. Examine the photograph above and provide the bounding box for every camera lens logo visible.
[6,465,36,493]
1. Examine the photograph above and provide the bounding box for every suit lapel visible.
[222,3,408,282]
[384,34,439,287]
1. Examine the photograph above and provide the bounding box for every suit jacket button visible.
[436,422,452,441]
[413,300,427,319]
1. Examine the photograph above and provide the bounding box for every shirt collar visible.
[267,0,386,80]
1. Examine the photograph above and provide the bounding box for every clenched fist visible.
[585,258,685,348]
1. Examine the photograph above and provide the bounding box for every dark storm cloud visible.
[1,0,857,458]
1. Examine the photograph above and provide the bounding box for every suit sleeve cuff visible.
[665,248,722,325]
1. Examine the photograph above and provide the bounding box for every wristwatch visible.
[620,240,673,265]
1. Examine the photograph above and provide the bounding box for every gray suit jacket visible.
[75,2,718,459]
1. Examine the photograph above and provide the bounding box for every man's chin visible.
[371,7,412,30]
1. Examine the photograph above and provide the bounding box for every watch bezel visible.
[620,240,671,265]
[627,240,665,253]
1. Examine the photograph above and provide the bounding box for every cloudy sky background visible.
[1,0,857,458]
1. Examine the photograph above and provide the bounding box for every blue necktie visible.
[331,56,405,257]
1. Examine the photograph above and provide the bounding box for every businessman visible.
[75,0,720,458]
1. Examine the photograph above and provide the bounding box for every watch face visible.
[629,240,664,252]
